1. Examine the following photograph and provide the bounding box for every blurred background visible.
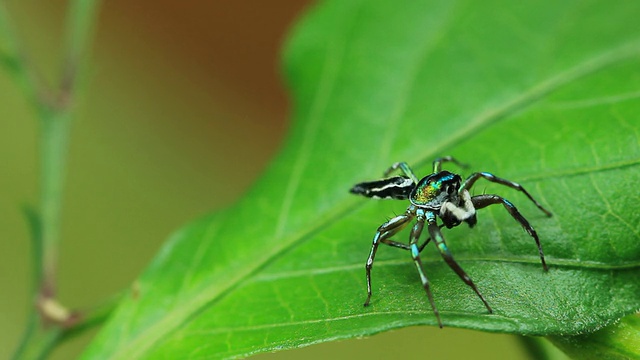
[0,1,548,359]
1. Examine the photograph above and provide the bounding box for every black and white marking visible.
[349,176,415,200]
[440,189,475,222]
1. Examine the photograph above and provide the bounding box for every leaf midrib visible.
[250,256,640,285]
[103,38,640,360]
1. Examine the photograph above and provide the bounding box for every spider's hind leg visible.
[471,194,548,271]
[383,162,419,183]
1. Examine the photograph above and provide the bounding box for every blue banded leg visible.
[364,214,413,306]
[408,215,443,327]
[379,238,411,250]
[427,217,493,315]
[461,172,552,217]
[472,194,548,271]
[378,223,445,254]
[433,156,469,173]
[383,162,419,183]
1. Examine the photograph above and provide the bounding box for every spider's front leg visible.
[426,212,493,315]
[460,172,552,217]
[471,194,548,271]
[432,156,469,173]
[364,213,413,306]
[408,210,442,327]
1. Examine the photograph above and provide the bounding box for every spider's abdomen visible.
[410,171,462,209]
[350,176,415,200]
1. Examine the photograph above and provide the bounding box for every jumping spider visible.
[349,156,552,327]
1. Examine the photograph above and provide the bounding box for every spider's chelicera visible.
[349,156,552,328]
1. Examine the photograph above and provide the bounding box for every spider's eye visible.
[447,185,455,195]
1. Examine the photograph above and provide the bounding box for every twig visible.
[5,0,104,358]
[0,1,54,110]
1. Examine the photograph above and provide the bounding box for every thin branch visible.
[60,0,101,104]
[9,0,105,358]
[60,290,126,342]
[0,1,53,110]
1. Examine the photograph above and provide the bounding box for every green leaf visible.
[550,313,640,359]
[82,0,640,358]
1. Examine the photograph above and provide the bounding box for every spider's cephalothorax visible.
[349,156,552,328]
